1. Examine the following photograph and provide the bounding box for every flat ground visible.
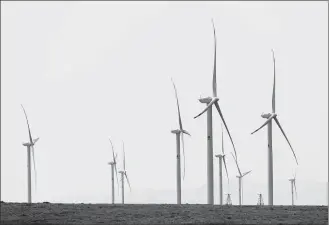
[0,202,327,225]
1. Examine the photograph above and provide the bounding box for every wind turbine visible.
[119,141,131,204]
[171,78,191,204]
[251,49,298,206]
[215,124,229,205]
[288,172,297,205]
[194,19,238,205]
[231,152,251,206]
[21,105,39,204]
[107,138,119,204]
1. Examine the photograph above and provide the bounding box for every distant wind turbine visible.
[21,105,39,204]
[194,19,238,205]
[119,141,131,204]
[231,152,251,206]
[108,138,119,204]
[215,124,229,205]
[251,49,298,206]
[171,78,191,205]
[288,172,297,205]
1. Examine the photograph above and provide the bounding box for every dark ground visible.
[0,202,327,225]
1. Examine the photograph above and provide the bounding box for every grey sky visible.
[1,1,328,205]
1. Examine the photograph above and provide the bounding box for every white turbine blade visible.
[21,105,34,145]
[251,114,276,135]
[271,49,276,113]
[33,137,40,145]
[274,117,298,165]
[114,163,119,195]
[125,173,131,191]
[214,102,238,160]
[31,146,37,192]
[194,98,217,119]
[109,138,116,162]
[182,130,191,136]
[221,124,225,155]
[222,155,229,183]
[171,78,183,130]
[242,170,252,177]
[181,133,186,180]
[122,141,126,171]
[231,152,242,177]
[211,19,217,97]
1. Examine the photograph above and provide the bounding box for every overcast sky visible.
[1,1,328,205]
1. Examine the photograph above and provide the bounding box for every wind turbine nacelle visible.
[215,154,224,158]
[108,162,115,165]
[261,113,276,119]
[171,129,181,134]
[22,142,32,147]
[199,97,212,104]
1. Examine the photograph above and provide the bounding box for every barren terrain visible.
[1,202,327,225]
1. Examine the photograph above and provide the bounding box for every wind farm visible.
[2,2,328,225]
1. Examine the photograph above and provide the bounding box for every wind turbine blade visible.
[125,173,131,191]
[231,152,242,177]
[274,117,298,165]
[214,102,238,160]
[109,138,116,162]
[33,138,40,145]
[21,105,33,145]
[182,130,191,136]
[31,146,37,192]
[122,141,126,171]
[251,114,276,135]
[171,78,183,130]
[181,133,186,180]
[242,170,252,177]
[221,124,225,155]
[271,49,276,113]
[194,98,217,119]
[211,19,217,97]
[222,156,229,182]
[114,163,119,195]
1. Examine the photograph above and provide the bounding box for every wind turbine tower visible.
[194,19,238,205]
[21,105,39,204]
